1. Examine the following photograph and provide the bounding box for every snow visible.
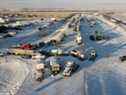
[1,13,126,95]
[0,56,29,94]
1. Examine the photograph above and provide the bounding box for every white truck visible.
[35,63,45,82]
[70,50,85,60]
[63,61,79,77]
[75,33,82,45]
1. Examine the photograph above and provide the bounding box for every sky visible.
[0,0,126,10]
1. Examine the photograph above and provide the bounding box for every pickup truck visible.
[70,50,85,60]
[63,61,79,77]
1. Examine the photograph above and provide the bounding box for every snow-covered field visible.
[0,14,126,95]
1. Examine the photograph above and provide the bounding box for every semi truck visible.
[44,28,65,44]
[11,42,45,50]
[10,49,41,59]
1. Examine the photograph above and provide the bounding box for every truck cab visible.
[35,63,45,82]
[50,58,61,75]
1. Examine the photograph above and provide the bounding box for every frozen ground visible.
[0,14,126,95]
[0,56,29,95]
[0,20,64,49]
[17,15,126,95]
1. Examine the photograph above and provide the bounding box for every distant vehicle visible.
[89,49,97,61]
[63,61,79,77]
[38,26,47,31]
[21,55,32,59]
[75,25,80,32]
[0,26,8,33]
[32,53,45,60]
[0,35,3,39]
[35,63,45,82]
[37,42,45,47]
[11,44,21,48]
[3,34,13,38]
[0,50,9,57]
[68,24,72,28]
[90,21,97,27]
[39,50,50,57]
[1,31,16,38]
[90,24,94,28]
[75,33,82,45]
[0,52,5,57]
[32,42,45,50]
[12,42,45,50]
[8,31,16,36]
[70,50,85,60]
[90,31,104,41]
[10,48,40,58]
[120,56,126,62]
[50,48,63,56]
[20,44,33,50]
[46,29,65,44]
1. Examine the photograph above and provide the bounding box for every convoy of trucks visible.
[0,15,100,82]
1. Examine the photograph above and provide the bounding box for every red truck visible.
[20,44,33,50]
